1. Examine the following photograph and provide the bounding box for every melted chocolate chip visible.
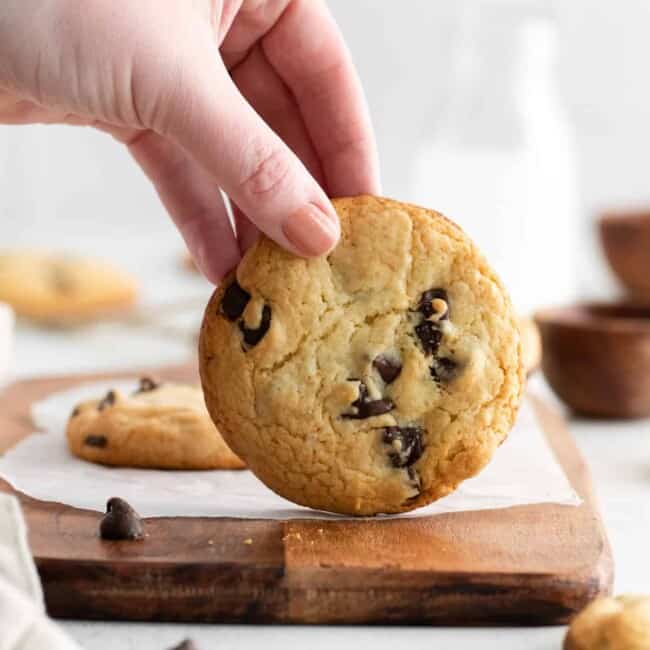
[97,390,116,411]
[221,281,251,321]
[418,288,449,319]
[407,466,422,492]
[168,640,199,650]
[134,376,159,394]
[84,434,107,448]
[430,357,460,383]
[343,382,394,419]
[99,497,144,541]
[415,321,443,356]
[373,355,402,384]
[239,305,271,347]
[383,426,424,468]
[362,399,395,417]
[71,406,81,417]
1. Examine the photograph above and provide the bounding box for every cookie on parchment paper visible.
[67,377,245,470]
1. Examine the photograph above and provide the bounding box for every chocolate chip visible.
[97,390,116,411]
[239,305,271,347]
[71,406,81,417]
[418,288,449,319]
[221,281,250,321]
[167,640,199,650]
[84,434,107,448]
[383,426,424,468]
[373,355,402,384]
[415,321,443,356]
[430,357,460,383]
[99,497,144,541]
[362,399,395,417]
[344,382,394,419]
[407,466,422,492]
[134,376,158,394]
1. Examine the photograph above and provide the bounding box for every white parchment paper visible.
[0,380,580,519]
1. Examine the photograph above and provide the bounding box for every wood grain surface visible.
[0,364,613,625]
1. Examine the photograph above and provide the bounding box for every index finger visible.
[261,0,381,198]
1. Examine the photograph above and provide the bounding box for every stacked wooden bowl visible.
[535,210,650,418]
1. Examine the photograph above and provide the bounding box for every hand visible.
[0,0,380,281]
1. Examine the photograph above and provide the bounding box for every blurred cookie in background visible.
[0,250,137,325]
[66,377,246,470]
[564,594,650,650]
[518,315,542,376]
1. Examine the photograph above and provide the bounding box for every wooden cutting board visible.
[0,364,612,625]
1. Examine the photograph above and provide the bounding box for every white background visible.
[1,2,650,648]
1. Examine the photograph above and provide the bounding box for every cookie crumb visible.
[243,538,253,545]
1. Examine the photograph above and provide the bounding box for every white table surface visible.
[5,241,650,650]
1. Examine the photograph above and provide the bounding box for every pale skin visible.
[0,0,380,282]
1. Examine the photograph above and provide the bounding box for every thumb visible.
[161,58,340,258]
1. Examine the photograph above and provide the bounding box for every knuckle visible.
[239,141,293,198]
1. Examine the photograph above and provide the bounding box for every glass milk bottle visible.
[412,0,578,314]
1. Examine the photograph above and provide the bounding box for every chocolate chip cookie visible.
[67,378,245,470]
[564,595,650,650]
[199,196,523,515]
[0,250,137,323]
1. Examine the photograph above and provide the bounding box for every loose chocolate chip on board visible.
[343,382,394,419]
[415,321,443,356]
[430,357,460,384]
[134,376,159,394]
[383,426,424,468]
[418,288,449,319]
[99,497,144,541]
[239,305,271,347]
[221,281,251,321]
[84,434,108,448]
[373,355,402,384]
[97,390,116,411]
[167,640,199,650]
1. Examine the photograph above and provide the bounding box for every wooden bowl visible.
[600,210,650,299]
[535,302,650,418]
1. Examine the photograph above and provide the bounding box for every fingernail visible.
[282,204,339,257]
